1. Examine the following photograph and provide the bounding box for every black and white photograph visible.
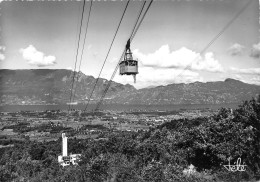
[0,0,260,181]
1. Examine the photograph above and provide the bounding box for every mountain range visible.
[0,69,259,105]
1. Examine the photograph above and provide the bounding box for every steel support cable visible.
[64,2,82,111]
[72,0,93,105]
[95,50,126,111]
[96,48,131,110]
[174,0,253,82]
[83,0,130,112]
[95,1,147,111]
[95,0,154,111]
[68,0,86,111]
[96,0,250,111]
[95,1,153,111]
[130,0,153,42]
[129,1,147,42]
[95,1,149,111]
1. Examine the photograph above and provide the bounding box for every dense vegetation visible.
[2,122,73,134]
[0,96,260,181]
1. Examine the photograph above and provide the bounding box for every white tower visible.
[58,133,81,167]
[62,133,67,156]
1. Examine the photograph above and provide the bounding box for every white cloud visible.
[194,52,224,72]
[238,76,260,85]
[66,67,81,72]
[0,53,5,61]
[66,67,73,71]
[228,43,245,56]
[251,76,260,82]
[234,74,242,80]
[109,57,118,63]
[133,45,224,73]
[220,74,260,85]
[114,67,203,89]
[108,45,225,88]
[87,44,92,50]
[93,52,99,58]
[0,46,6,61]
[250,43,260,58]
[250,76,260,85]
[230,67,260,75]
[19,45,56,67]
[0,46,6,51]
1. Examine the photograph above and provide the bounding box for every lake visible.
[0,103,240,112]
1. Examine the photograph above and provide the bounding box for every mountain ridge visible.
[0,69,259,105]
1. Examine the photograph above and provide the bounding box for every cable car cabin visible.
[119,51,138,83]
[119,60,138,75]
[120,39,138,83]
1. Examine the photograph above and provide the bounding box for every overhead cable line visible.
[94,1,149,111]
[130,0,153,42]
[174,0,253,82]
[83,0,130,112]
[68,0,86,111]
[96,0,250,111]
[64,3,81,110]
[72,0,93,105]
[95,0,153,111]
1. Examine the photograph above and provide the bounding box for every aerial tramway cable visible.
[96,0,252,111]
[71,0,93,107]
[68,0,87,111]
[64,3,81,111]
[83,0,130,112]
[94,0,153,112]
[94,5,145,111]
[95,0,153,111]
[174,0,254,83]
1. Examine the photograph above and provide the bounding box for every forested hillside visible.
[0,96,260,181]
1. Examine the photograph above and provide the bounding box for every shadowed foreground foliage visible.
[0,96,260,181]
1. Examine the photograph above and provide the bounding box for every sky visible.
[0,0,259,89]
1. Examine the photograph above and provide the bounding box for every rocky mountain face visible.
[0,69,259,105]
[0,69,135,105]
[112,78,260,105]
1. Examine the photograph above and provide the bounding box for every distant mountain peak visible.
[0,69,259,106]
[144,85,157,89]
[0,69,136,105]
[224,78,243,83]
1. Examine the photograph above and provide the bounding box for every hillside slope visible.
[0,69,135,105]
[112,78,260,105]
[0,69,259,105]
